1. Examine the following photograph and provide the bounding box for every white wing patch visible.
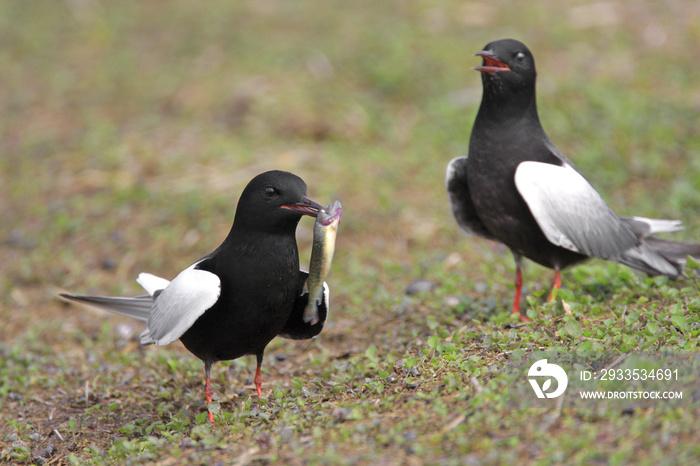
[514,162,585,253]
[514,161,637,259]
[139,261,221,346]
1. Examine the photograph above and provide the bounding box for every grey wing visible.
[514,161,638,259]
[279,270,328,340]
[140,261,221,346]
[445,156,496,240]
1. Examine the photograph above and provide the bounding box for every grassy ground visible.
[2,1,700,464]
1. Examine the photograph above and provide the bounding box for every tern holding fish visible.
[304,200,342,325]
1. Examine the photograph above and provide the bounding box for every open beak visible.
[281,196,324,218]
[473,50,510,74]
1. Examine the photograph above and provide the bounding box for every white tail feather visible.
[137,273,171,296]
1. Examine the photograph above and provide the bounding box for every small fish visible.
[304,200,342,324]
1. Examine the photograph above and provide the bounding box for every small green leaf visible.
[403,357,418,369]
[427,335,439,349]
[208,401,220,415]
[686,255,700,269]
[118,423,136,435]
[166,358,179,372]
[670,315,689,333]
[565,319,582,338]
[557,288,574,302]
[576,340,593,353]
[365,345,379,363]
[291,377,303,389]
[195,412,209,425]
[646,322,660,334]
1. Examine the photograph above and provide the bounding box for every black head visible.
[233,170,322,234]
[474,39,537,101]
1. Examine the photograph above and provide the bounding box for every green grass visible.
[2,0,700,464]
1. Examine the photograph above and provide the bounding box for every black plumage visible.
[61,170,329,423]
[447,39,700,320]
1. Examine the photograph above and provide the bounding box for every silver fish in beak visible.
[304,200,342,324]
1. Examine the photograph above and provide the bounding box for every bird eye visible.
[515,52,526,62]
[264,187,277,197]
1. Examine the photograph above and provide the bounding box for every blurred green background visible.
[1,1,699,463]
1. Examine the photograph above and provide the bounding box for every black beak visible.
[473,50,510,74]
[281,196,324,218]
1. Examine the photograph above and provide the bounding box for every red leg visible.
[512,266,523,316]
[548,269,561,302]
[254,366,262,397]
[204,361,214,424]
[254,353,263,398]
[512,259,530,322]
